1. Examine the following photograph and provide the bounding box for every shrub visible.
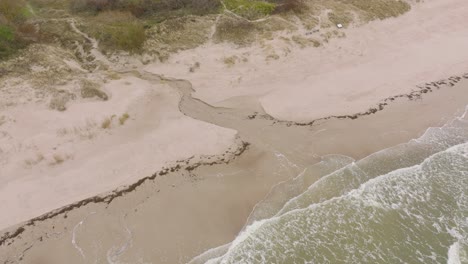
[272,0,305,14]
[119,113,129,125]
[91,11,146,52]
[70,0,220,17]
[224,0,276,20]
[214,16,255,45]
[101,116,113,128]
[348,0,410,20]
[0,24,17,59]
[0,0,36,60]
[0,23,33,60]
[0,24,14,41]
[80,80,108,100]
[188,0,220,14]
[114,0,150,17]
[0,0,31,23]
[70,0,113,13]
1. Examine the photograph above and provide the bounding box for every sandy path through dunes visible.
[146,0,468,122]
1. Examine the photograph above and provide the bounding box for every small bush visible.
[70,0,112,13]
[90,11,146,52]
[80,80,108,100]
[224,0,276,20]
[101,116,113,128]
[119,113,129,125]
[49,90,76,111]
[0,0,34,60]
[223,55,237,66]
[188,0,221,14]
[70,0,220,17]
[272,0,305,14]
[328,11,353,27]
[348,0,410,20]
[52,154,65,164]
[214,16,255,45]
[0,0,31,22]
[0,24,14,41]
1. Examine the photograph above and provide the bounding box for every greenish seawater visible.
[202,109,468,264]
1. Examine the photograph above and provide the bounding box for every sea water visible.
[200,108,468,264]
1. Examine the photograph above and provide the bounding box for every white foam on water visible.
[188,243,231,264]
[210,141,468,263]
[202,105,468,264]
[242,167,308,225]
[447,242,461,264]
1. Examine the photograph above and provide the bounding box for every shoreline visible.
[1,0,468,262]
[146,0,468,122]
[1,76,467,263]
[3,71,466,240]
[0,137,250,246]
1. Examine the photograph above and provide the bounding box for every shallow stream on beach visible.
[1,74,467,264]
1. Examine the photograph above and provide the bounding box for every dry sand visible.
[0,74,237,230]
[1,77,467,264]
[0,0,468,263]
[147,0,468,122]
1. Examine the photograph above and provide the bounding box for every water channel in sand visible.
[0,71,467,264]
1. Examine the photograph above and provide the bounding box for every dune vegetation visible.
[0,0,411,61]
[0,0,36,59]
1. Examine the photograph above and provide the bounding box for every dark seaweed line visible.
[248,73,468,126]
[0,141,250,247]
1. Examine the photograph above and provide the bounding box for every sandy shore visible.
[0,0,468,263]
[1,77,467,263]
[147,0,468,122]
[0,73,237,230]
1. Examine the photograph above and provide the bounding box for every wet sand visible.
[1,0,468,262]
[1,74,467,264]
[147,0,468,122]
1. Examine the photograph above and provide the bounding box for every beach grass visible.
[0,0,412,61]
[86,11,146,53]
[119,113,130,125]
[224,0,276,20]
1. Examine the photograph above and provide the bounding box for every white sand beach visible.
[0,0,467,262]
[147,0,468,121]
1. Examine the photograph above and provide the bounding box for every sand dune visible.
[146,0,468,122]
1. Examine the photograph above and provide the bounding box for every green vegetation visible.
[214,16,255,45]
[0,25,15,42]
[223,55,238,66]
[224,0,276,20]
[213,15,293,46]
[49,90,76,111]
[0,0,32,22]
[101,115,113,129]
[69,0,221,18]
[80,80,108,100]
[291,34,320,48]
[328,11,353,27]
[84,11,146,53]
[119,113,130,125]
[145,15,213,61]
[271,0,306,14]
[347,0,411,20]
[0,0,412,62]
[0,0,35,59]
